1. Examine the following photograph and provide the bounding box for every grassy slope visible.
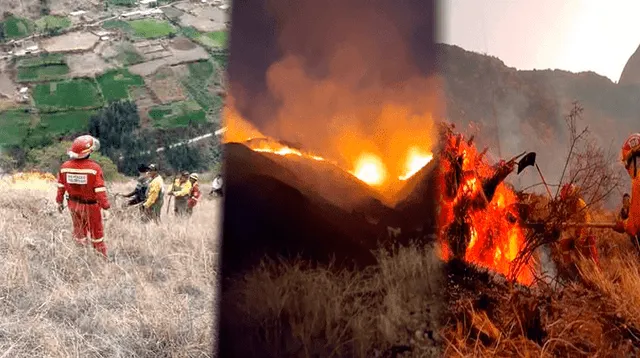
[0,182,219,357]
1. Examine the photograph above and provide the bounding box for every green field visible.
[97,68,145,102]
[36,110,96,135]
[148,100,206,128]
[17,53,66,68]
[181,27,228,49]
[17,64,70,82]
[35,15,71,33]
[129,19,176,39]
[1,16,35,40]
[0,110,35,146]
[201,31,228,48]
[33,79,104,112]
[181,60,221,111]
[108,0,137,6]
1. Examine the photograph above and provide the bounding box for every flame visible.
[437,132,535,285]
[222,99,435,192]
[0,171,57,191]
[399,147,433,180]
[351,153,387,186]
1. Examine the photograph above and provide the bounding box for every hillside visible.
[0,0,228,171]
[0,177,220,357]
[437,44,639,201]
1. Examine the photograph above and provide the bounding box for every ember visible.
[437,127,535,285]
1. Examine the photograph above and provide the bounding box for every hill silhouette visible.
[437,43,638,202]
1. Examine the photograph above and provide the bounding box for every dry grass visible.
[0,181,220,358]
[224,219,640,357]
[221,243,446,357]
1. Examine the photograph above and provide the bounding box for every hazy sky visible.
[440,0,640,83]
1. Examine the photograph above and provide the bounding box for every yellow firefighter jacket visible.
[172,178,192,198]
[143,175,164,209]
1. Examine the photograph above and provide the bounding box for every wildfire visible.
[0,171,57,191]
[437,132,535,285]
[399,147,434,181]
[351,153,387,186]
[221,99,435,191]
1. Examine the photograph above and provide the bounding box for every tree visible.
[88,101,151,176]
[25,141,121,181]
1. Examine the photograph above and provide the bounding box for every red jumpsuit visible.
[625,175,640,237]
[56,158,111,257]
[187,181,201,215]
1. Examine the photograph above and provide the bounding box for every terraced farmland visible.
[148,100,207,128]
[0,1,229,148]
[0,109,34,146]
[33,79,104,112]
[97,69,145,102]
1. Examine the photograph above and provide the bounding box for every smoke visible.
[227,0,441,181]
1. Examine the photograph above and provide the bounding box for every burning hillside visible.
[221,98,436,200]
[222,95,538,286]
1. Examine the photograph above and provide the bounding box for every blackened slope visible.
[392,156,440,234]
[263,152,393,213]
[220,143,379,277]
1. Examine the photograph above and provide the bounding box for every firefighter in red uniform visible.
[614,133,640,245]
[186,173,201,216]
[56,135,111,258]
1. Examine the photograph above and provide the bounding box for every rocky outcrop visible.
[619,44,640,86]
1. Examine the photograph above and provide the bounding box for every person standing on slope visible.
[119,164,150,209]
[142,164,164,224]
[614,133,640,247]
[169,171,192,216]
[56,135,111,259]
[186,173,201,216]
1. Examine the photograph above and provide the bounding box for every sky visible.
[440,0,640,83]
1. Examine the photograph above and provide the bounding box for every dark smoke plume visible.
[227,0,441,176]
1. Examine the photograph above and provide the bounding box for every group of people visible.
[556,133,640,272]
[119,165,203,221]
[54,134,217,260]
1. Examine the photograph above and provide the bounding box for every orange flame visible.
[1,171,57,191]
[222,99,434,190]
[437,133,535,285]
[351,153,387,186]
[399,146,433,181]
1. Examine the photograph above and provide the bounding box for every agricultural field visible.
[0,1,229,148]
[37,110,97,134]
[107,0,137,6]
[1,15,35,40]
[104,19,178,40]
[35,15,72,33]
[148,100,207,128]
[182,27,228,49]
[33,79,104,112]
[97,68,145,102]
[0,109,34,146]
[16,53,70,83]
[17,64,70,82]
